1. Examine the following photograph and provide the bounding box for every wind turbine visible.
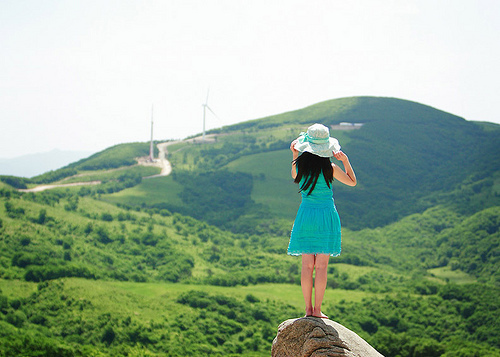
[149,104,154,162]
[202,89,219,142]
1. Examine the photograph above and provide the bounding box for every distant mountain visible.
[0,149,93,178]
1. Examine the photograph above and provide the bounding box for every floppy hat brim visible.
[294,136,341,158]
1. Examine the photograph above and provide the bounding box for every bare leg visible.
[301,254,315,316]
[313,254,330,318]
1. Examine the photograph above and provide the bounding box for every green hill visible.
[104,96,500,230]
[0,96,499,356]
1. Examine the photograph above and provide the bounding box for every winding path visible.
[19,181,102,193]
[18,135,216,192]
[142,141,174,179]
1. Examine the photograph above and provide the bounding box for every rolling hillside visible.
[104,96,500,230]
[0,96,499,356]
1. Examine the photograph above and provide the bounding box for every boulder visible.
[272,317,384,357]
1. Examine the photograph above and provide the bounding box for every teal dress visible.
[287,173,342,257]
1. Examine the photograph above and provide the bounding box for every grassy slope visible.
[103,175,184,207]
[1,97,499,356]
[225,149,300,219]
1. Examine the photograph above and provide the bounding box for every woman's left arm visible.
[332,151,357,186]
[290,139,299,179]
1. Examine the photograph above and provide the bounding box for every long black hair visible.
[293,152,333,195]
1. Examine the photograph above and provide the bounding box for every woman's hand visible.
[290,139,299,154]
[333,150,348,162]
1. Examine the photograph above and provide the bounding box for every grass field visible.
[0,278,375,317]
[224,149,300,219]
[102,175,184,207]
[427,266,477,284]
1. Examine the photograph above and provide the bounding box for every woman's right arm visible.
[290,140,299,179]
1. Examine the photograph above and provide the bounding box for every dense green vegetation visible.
[331,284,500,357]
[0,97,499,356]
[0,279,299,356]
[0,175,31,189]
[335,98,500,229]
[159,169,256,228]
[1,171,498,356]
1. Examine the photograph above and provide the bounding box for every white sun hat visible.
[294,123,341,158]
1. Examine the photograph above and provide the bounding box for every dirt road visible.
[18,135,216,192]
[19,181,102,193]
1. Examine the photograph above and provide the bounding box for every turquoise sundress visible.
[287,172,341,257]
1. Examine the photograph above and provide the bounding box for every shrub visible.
[20,237,31,246]
[177,291,212,309]
[9,299,21,310]
[64,197,79,211]
[359,318,379,334]
[101,326,116,345]
[12,253,46,268]
[6,311,27,327]
[141,233,159,246]
[252,309,270,322]
[94,226,113,244]
[30,314,48,326]
[0,295,9,313]
[24,264,96,282]
[158,256,194,282]
[411,338,445,357]
[84,223,93,235]
[4,201,25,219]
[63,252,72,261]
[34,209,48,225]
[245,294,260,303]
[100,213,113,222]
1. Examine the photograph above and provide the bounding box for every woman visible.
[288,123,357,318]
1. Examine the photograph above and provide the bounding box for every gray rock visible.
[272,317,384,357]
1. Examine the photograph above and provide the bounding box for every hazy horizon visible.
[0,148,94,178]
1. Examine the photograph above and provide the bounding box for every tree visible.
[101,326,116,345]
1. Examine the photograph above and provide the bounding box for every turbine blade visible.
[205,88,210,105]
[206,105,219,119]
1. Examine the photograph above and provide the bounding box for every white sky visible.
[1,0,499,158]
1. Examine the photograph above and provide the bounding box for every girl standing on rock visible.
[288,123,357,318]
